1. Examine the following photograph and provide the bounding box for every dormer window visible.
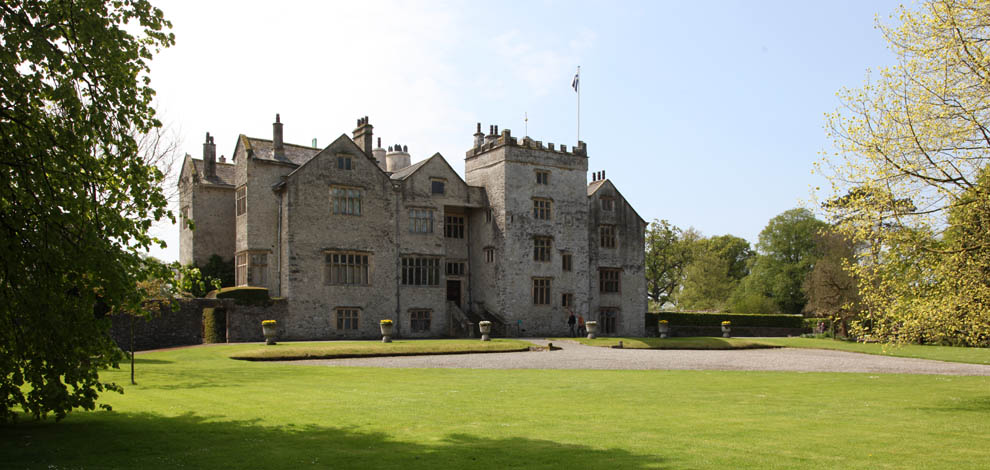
[337,155,352,170]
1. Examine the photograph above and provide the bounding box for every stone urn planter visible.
[658,321,670,339]
[261,320,277,345]
[478,321,492,341]
[380,320,394,343]
[585,321,599,339]
[721,321,731,338]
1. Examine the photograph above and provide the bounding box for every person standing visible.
[577,315,586,337]
[567,310,576,337]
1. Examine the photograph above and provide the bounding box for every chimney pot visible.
[273,113,285,160]
[203,131,217,178]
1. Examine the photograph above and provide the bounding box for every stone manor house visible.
[178,115,646,339]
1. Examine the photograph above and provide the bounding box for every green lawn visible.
[229,339,535,361]
[556,336,777,349]
[2,344,989,469]
[757,337,990,365]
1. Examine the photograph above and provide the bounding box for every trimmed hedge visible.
[208,286,270,306]
[203,307,226,343]
[803,317,833,331]
[647,312,804,329]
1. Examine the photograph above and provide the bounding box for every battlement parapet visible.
[465,122,587,159]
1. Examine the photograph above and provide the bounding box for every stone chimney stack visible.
[273,114,285,160]
[385,143,411,172]
[473,122,484,148]
[203,132,216,178]
[352,116,373,157]
[372,137,387,171]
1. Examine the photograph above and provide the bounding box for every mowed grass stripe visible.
[1,345,988,469]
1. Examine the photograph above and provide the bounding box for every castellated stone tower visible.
[464,124,592,335]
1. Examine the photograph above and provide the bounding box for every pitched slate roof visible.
[192,159,236,187]
[587,179,606,196]
[388,158,430,180]
[238,136,321,166]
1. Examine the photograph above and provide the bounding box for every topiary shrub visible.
[203,307,226,343]
[208,286,270,306]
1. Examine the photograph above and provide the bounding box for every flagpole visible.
[577,66,581,142]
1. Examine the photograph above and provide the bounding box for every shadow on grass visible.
[132,358,173,365]
[0,411,665,469]
[924,396,990,413]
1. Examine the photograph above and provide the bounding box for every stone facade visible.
[178,116,647,339]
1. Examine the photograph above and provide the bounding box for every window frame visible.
[444,214,465,239]
[236,185,247,216]
[331,186,363,216]
[431,178,446,195]
[561,293,574,308]
[600,196,615,211]
[600,224,616,249]
[484,247,495,263]
[445,261,466,276]
[336,308,360,330]
[532,277,551,305]
[324,251,371,286]
[236,253,248,286]
[535,170,550,185]
[401,256,441,286]
[562,253,573,271]
[410,309,432,332]
[532,198,552,220]
[337,155,353,170]
[599,268,621,294]
[409,208,435,233]
[534,236,552,262]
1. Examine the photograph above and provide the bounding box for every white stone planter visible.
[262,324,277,345]
[658,323,670,339]
[721,325,731,338]
[380,322,394,343]
[479,321,492,341]
[586,321,599,339]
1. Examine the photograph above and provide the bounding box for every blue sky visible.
[148,0,902,262]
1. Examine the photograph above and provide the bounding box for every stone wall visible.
[227,298,290,342]
[108,298,215,351]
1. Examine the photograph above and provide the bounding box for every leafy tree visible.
[821,0,990,344]
[677,233,753,312]
[705,235,754,281]
[801,230,860,336]
[676,249,737,311]
[0,1,174,421]
[644,220,692,308]
[735,209,827,315]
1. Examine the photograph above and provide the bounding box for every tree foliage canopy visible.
[0,0,174,421]
[821,0,990,345]
[731,209,827,315]
[644,220,692,307]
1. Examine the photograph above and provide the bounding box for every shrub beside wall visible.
[209,286,270,306]
[203,307,226,343]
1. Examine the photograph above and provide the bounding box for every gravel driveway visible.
[290,339,990,376]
